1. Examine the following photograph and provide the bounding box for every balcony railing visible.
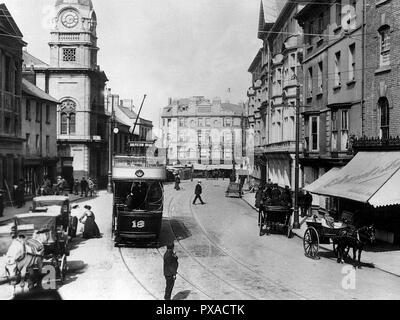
[351,136,400,151]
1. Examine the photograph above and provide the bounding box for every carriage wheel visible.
[60,255,68,285]
[303,227,319,259]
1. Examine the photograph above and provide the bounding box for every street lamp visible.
[107,93,115,194]
[293,76,301,229]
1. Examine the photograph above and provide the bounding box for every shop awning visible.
[304,167,342,194]
[303,151,400,208]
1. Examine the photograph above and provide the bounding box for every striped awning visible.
[303,151,400,208]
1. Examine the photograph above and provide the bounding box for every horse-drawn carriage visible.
[303,213,376,267]
[259,205,293,237]
[3,211,70,293]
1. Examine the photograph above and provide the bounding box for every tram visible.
[112,141,166,246]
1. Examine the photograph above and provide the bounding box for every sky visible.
[3,0,281,126]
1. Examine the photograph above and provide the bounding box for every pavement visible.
[241,191,400,277]
[0,193,89,224]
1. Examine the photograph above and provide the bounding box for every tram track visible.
[117,193,213,300]
[185,195,308,300]
[164,193,258,300]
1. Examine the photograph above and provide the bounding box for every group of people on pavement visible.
[255,181,313,217]
[73,177,96,197]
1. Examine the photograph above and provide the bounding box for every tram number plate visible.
[132,220,145,229]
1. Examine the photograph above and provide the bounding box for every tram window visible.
[115,181,163,212]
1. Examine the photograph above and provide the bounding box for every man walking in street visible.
[163,243,178,300]
[73,178,80,196]
[80,177,88,197]
[192,181,205,205]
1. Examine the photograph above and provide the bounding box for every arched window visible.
[69,113,76,134]
[61,113,68,135]
[379,97,389,140]
[60,99,77,135]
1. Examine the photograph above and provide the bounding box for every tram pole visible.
[107,94,115,194]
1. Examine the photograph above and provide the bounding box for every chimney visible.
[168,97,172,105]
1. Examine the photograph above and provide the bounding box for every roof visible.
[0,4,25,45]
[248,48,263,72]
[56,0,93,9]
[304,151,400,208]
[22,79,59,104]
[221,103,244,115]
[23,51,49,68]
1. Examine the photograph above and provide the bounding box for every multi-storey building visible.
[0,4,25,194]
[248,1,304,189]
[25,0,109,187]
[21,77,59,196]
[104,93,153,155]
[295,0,364,207]
[161,96,246,173]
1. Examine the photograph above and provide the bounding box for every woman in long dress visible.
[79,205,101,239]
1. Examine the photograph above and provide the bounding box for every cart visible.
[259,205,293,237]
[225,182,242,198]
[14,211,70,285]
[303,220,350,259]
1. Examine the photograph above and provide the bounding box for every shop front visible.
[305,151,400,244]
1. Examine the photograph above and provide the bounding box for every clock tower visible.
[33,0,109,186]
[50,0,98,69]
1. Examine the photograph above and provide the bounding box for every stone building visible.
[0,4,25,196]
[21,78,59,196]
[248,1,304,189]
[161,96,246,173]
[104,93,153,155]
[25,0,109,187]
[295,0,363,208]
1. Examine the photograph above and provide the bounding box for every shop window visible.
[348,43,355,81]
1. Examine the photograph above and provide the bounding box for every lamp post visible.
[293,82,301,229]
[107,93,115,194]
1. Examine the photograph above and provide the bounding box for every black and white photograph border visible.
[0,0,400,304]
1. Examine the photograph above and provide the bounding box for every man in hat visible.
[163,242,178,300]
[192,181,205,205]
[174,174,181,191]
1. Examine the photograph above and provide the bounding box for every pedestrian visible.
[163,243,178,300]
[304,191,313,217]
[0,189,4,217]
[80,177,88,197]
[192,181,205,205]
[174,174,181,191]
[88,178,95,197]
[281,185,292,207]
[15,179,25,208]
[299,190,306,217]
[79,205,101,239]
[271,184,281,205]
[73,179,80,195]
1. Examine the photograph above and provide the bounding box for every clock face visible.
[61,10,79,28]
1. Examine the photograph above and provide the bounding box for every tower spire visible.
[258,1,265,39]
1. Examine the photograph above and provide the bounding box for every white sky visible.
[3,0,279,126]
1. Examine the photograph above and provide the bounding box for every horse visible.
[4,230,48,293]
[336,225,376,268]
